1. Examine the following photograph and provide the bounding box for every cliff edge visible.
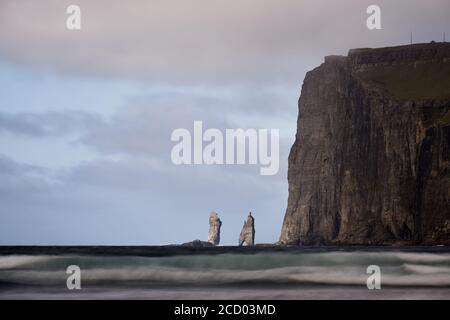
[280,42,450,245]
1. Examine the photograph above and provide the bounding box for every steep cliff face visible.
[280,43,450,245]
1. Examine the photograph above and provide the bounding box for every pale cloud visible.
[0,110,102,137]
[0,149,287,244]
[1,0,448,82]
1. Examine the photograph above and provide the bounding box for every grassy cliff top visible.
[349,43,450,100]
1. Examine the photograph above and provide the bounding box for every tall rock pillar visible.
[239,212,255,246]
[208,211,222,245]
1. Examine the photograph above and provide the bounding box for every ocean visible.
[0,246,449,299]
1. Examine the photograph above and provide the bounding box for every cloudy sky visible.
[0,0,449,245]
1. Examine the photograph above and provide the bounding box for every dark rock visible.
[181,239,214,247]
[239,212,255,246]
[280,43,450,245]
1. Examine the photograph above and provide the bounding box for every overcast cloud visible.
[1,0,449,82]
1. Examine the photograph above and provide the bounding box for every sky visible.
[0,0,449,245]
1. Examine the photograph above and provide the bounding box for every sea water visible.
[0,250,449,299]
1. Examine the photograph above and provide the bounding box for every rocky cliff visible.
[280,43,450,245]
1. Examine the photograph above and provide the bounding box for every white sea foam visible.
[0,255,54,269]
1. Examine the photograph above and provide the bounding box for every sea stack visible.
[208,211,222,245]
[239,212,255,246]
[280,43,450,245]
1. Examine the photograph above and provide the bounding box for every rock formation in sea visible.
[181,239,214,247]
[280,42,450,245]
[239,212,255,246]
[208,211,222,245]
[182,211,222,247]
